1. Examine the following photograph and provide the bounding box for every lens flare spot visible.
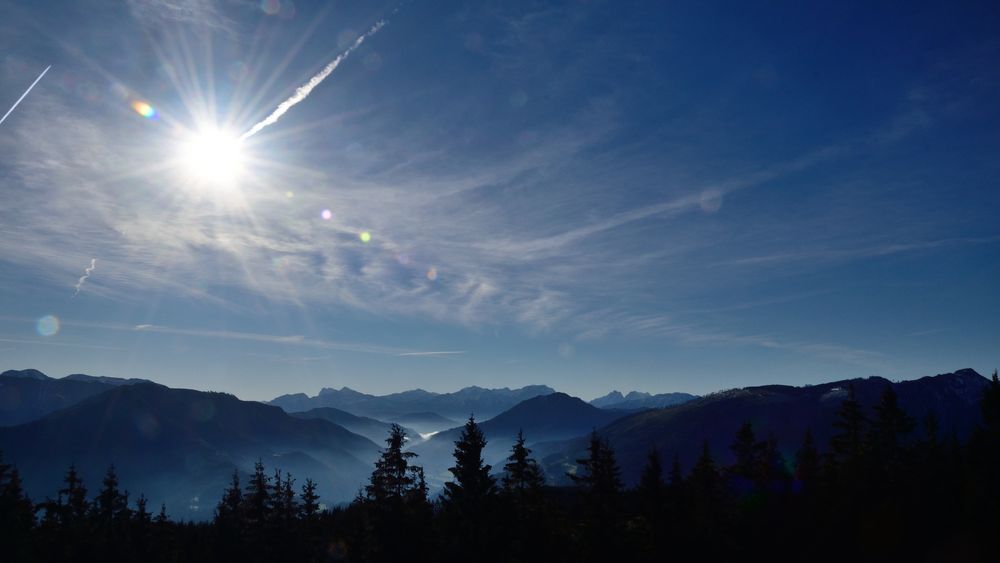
[134,412,160,439]
[426,267,438,281]
[321,209,333,220]
[700,189,723,213]
[359,231,371,243]
[285,191,294,199]
[130,100,157,119]
[260,0,280,15]
[36,315,59,337]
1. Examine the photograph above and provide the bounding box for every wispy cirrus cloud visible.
[2,0,996,382]
[714,235,1000,268]
[125,0,237,31]
[395,351,466,357]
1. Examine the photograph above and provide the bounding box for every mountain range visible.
[589,390,697,410]
[0,367,990,522]
[269,384,557,421]
[0,382,380,520]
[539,369,990,486]
[0,369,149,426]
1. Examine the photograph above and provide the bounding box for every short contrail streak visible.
[73,258,97,297]
[241,21,386,140]
[0,65,51,127]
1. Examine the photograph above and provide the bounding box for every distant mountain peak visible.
[1,368,51,380]
[318,386,369,397]
[590,391,625,407]
[943,368,983,380]
[271,383,558,420]
[62,373,151,386]
[591,389,696,410]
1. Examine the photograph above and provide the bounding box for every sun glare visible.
[178,128,245,185]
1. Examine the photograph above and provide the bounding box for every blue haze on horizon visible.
[0,0,997,401]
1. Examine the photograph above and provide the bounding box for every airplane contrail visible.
[73,258,97,297]
[240,21,386,140]
[0,65,51,127]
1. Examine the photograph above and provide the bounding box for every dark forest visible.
[2,372,998,562]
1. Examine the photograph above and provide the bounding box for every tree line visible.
[1,372,999,562]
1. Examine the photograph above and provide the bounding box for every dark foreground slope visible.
[542,369,990,484]
[0,383,379,519]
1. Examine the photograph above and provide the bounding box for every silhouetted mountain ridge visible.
[590,389,697,410]
[1,368,50,380]
[540,368,991,486]
[0,382,380,520]
[63,373,152,385]
[270,384,558,421]
[1,370,117,426]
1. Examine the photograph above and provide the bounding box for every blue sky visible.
[1,0,997,401]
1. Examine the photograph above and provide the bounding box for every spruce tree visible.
[93,464,129,527]
[570,430,624,560]
[500,431,548,560]
[365,424,423,503]
[729,421,764,483]
[690,440,719,497]
[830,384,867,466]
[441,415,498,559]
[155,503,168,525]
[639,447,665,498]
[299,479,320,519]
[979,370,1000,436]
[58,465,89,525]
[0,464,35,549]
[280,471,297,523]
[570,430,623,497]
[362,424,432,561]
[135,494,151,524]
[638,447,666,523]
[668,454,684,488]
[215,469,243,526]
[502,430,545,499]
[795,429,820,489]
[442,415,497,511]
[867,385,914,479]
[759,434,791,490]
[244,460,271,525]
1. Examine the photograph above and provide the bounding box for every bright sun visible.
[178,128,245,185]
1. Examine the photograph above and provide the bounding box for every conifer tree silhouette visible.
[58,465,89,526]
[298,479,320,519]
[215,469,243,526]
[830,384,868,468]
[570,430,623,496]
[442,415,497,512]
[639,447,665,498]
[502,429,545,498]
[244,460,271,525]
[867,385,914,481]
[794,429,820,489]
